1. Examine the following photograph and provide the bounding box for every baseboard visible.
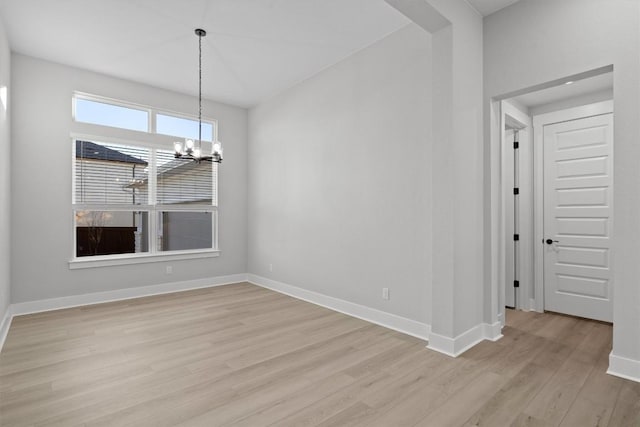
[483,321,503,342]
[0,306,13,353]
[428,321,503,357]
[10,273,248,317]
[527,298,544,313]
[608,352,640,383]
[428,324,484,357]
[247,274,430,341]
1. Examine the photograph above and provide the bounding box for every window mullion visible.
[213,209,218,250]
[149,110,156,134]
[72,204,152,211]
[149,148,158,254]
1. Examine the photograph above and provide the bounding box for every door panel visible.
[556,187,607,207]
[543,113,613,322]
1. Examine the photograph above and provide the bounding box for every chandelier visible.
[173,28,223,163]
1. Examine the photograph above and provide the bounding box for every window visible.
[157,113,213,142]
[74,97,149,132]
[73,141,151,258]
[75,210,149,257]
[155,148,216,253]
[73,139,217,261]
[71,94,219,266]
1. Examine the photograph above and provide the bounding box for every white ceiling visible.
[0,1,524,108]
[511,72,613,109]
[0,0,411,107]
[465,0,521,16]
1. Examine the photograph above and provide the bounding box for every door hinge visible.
[514,280,520,288]
[514,234,520,241]
[513,187,519,195]
[513,141,519,149]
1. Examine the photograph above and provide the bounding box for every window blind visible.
[156,149,216,206]
[74,140,149,205]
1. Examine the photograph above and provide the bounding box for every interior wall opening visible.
[494,67,614,326]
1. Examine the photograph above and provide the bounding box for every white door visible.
[543,113,613,322]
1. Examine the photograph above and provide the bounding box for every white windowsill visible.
[68,250,220,269]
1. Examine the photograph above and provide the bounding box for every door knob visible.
[545,239,559,245]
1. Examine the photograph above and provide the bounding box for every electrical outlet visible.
[382,288,390,300]
[166,265,173,275]
[269,263,273,272]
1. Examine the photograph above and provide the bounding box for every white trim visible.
[68,249,220,269]
[247,274,430,341]
[532,100,614,313]
[533,112,544,313]
[483,321,504,342]
[73,204,217,212]
[155,110,217,143]
[70,131,181,153]
[489,100,502,329]
[427,332,461,357]
[427,322,503,357]
[72,92,217,137]
[501,100,534,312]
[502,101,535,310]
[73,92,153,122]
[0,306,13,352]
[498,101,508,317]
[500,108,510,311]
[607,352,640,383]
[10,274,247,317]
[532,100,613,128]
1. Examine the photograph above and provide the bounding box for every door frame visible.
[532,100,614,313]
[500,101,533,313]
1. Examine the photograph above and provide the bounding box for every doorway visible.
[534,102,613,322]
[498,70,614,323]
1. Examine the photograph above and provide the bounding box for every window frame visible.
[155,111,215,142]
[69,93,220,269]
[72,92,218,139]
[72,93,153,133]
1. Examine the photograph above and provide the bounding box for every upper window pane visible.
[75,98,149,132]
[75,140,150,205]
[156,149,215,206]
[157,114,213,142]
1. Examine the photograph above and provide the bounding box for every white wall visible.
[0,17,10,322]
[248,24,432,324]
[427,0,484,343]
[484,0,640,376]
[10,54,248,302]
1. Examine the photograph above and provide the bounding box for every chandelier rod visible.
[196,28,205,150]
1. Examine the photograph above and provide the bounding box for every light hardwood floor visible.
[1,282,638,426]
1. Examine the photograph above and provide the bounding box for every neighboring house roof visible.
[76,140,148,165]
